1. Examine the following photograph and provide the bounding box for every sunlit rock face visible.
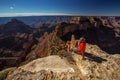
[6,55,82,80]
[73,43,120,80]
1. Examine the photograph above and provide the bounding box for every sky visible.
[0,0,120,17]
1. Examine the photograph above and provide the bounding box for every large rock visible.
[6,55,82,80]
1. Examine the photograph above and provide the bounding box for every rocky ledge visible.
[6,44,120,80]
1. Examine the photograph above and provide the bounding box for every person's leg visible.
[82,51,86,60]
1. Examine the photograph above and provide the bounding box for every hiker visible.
[78,37,86,60]
[72,37,86,60]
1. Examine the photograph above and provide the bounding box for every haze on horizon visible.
[0,0,120,17]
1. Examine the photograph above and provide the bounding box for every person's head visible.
[80,37,86,42]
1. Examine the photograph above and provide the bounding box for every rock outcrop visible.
[26,31,67,62]
[72,43,120,80]
[6,43,120,80]
[6,55,82,80]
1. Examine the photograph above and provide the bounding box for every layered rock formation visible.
[0,19,36,70]
[57,17,120,54]
[0,18,57,70]
[25,31,67,62]
[0,16,120,80]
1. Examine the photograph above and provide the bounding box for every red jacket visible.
[78,41,86,55]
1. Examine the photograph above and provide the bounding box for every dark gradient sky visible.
[0,0,120,16]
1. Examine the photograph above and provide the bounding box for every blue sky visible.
[0,0,120,16]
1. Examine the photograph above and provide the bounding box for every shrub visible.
[0,67,16,80]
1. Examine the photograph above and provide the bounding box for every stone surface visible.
[6,55,82,80]
[72,43,120,80]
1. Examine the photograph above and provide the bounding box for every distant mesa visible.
[0,19,33,36]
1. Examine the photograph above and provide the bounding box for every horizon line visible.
[0,13,72,17]
[0,12,120,17]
